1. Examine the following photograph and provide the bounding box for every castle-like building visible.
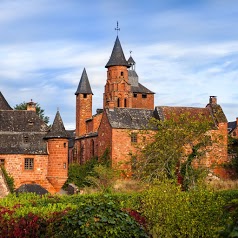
[0,94,68,194]
[0,34,229,194]
[73,35,228,177]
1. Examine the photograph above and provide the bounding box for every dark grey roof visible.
[105,36,130,68]
[0,91,12,110]
[106,108,154,129]
[75,68,93,95]
[45,111,68,139]
[15,184,49,195]
[128,56,135,65]
[228,121,237,133]
[131,83,154,94]
[0,110,49,154]
[67,129,75,148]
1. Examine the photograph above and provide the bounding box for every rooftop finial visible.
[115,21,120,36]
[130,50,132,55]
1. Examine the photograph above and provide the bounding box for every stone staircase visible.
[0,168,10,198]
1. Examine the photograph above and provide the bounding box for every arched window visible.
[117,98,120,107]
[91,139,94,157]
[124,98,127,107]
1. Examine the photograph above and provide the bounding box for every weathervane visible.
[130,50,132,55]
[115,21,120,35]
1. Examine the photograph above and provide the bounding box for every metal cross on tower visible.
[115,21,120,35]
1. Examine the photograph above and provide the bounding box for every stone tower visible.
[44,111,68,193]
[104,36,132,109]
[75,68,93,136]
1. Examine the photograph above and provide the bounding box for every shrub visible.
[141,180,226,238]
[0,166,15,193]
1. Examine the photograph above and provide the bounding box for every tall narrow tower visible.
[104,36,132,109]
[45,111,68,193]
[75,68,93,136]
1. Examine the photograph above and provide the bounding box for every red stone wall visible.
[132,93,154,109]
[97,112,112,159]
[47,138,68,192]
[76,94,92,136]
[1,154,55,193]
[86,113,103,133]
[104,66,132,109]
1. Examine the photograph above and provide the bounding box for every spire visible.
[75,68,93,95]
[45,111,68,139]
[0,91,12,110]
[105,36,130,68]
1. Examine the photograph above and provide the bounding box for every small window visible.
[142,94,147,98]
[117,98,120,107]
[142,136,146,142]
[63,163,67,169]
[83,94,87,98]
[24,158,34,170]
[133,93,137,98]
[121,71,124,76]
[131,133,138,143]
[24,136,29,143]
[64,142,67,148]
[124,99,127,107]
[0,159,5,167]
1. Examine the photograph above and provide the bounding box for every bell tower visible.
[75,68,93,136]
[104,31,132,109]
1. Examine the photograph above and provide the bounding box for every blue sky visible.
[0,0,238,129]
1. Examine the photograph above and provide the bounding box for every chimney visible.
[27,100,36,112]
[236,117,238,125]
[209,96,217,104]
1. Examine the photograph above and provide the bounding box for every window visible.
[24,136,29,143]
[131,133,138,143]
[117,98,120,107]
[64,142,67,148]
[83,94,87,98]
[0,159,5,167]
[142,94,147,98]
[133,93,137,98]
[121,71,124,76]
[24,158,34,170]
[124,98,127,107]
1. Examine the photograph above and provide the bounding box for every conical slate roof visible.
[128,56,135,66]
[0,91,12,110]
[75,68,93,95]
[45,111,68,139]
[105,36,130,68]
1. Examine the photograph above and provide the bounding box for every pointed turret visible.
[45,111,68,139]
[75,68,93,95]
[0,91,12,110]
[105,36,130,68]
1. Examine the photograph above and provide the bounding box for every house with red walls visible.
[0,92,68,194]
[73,35,229,177]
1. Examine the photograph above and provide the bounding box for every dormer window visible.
[24,136,29,143]
[28,121,34,126]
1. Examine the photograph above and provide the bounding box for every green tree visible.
[14,102,50,124]
[133,112,213,190]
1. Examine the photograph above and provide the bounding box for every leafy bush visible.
[0,166,15,193]
[0,193,148,237]
[141,180,226,238]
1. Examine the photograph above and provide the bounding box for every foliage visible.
[225,136,238,177]
[133,112,212,190]
[65,157,98,188]
[141,180,226,238]
[219,198,238,237]
[0,166,15,193]
[0,193,148,238]
[14,101,50,124]
[86,164,119,193]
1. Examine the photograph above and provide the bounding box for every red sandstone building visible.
[73,36,228,177]
[0,93,68,194]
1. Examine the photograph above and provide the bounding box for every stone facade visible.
[74,36,229,179]
[0,95,69,194]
